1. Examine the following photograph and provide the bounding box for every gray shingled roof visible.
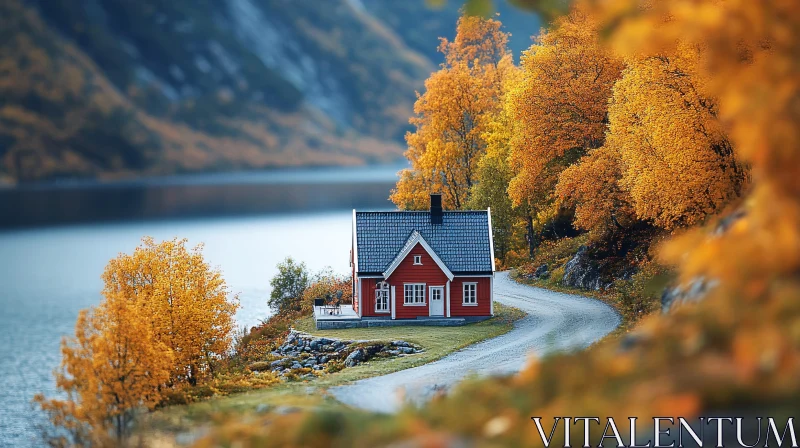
[355,211,492,274]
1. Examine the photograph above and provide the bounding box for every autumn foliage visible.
[36,237,239,444]
[466,64,526,262]
[101,237,238,386]
[299,269,353,316]
[507,9,623,213]
[395,4,750,269]
[192,0,800,444]
[34,293,173,445]
[391,14,514,210]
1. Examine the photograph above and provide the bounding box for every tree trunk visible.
[525,214,537,259]
[188,365,197,386]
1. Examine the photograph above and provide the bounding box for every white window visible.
[463,283,477,305]
[404,283,426,305]
[375,281,390,313]
[413,255,422,265]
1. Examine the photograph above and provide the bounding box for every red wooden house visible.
[349,194,495,324]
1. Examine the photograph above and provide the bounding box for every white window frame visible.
[403,283,426,306]
[375,281,390,313]
[463,282,478,306]
[413,255,422,265]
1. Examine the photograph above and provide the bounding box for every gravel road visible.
[330,271,620,412]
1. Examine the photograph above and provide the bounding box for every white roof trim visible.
[487,207,496,272]
[383,231,454,281]
[352,209,358,273]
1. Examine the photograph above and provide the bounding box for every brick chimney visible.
[430,193,443,225]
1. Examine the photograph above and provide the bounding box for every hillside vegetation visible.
[0,0,539,183]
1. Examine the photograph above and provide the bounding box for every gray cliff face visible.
[4,0,541,181]
[226,0,351,125]
[28,0,537,140]
[32,0,417,133]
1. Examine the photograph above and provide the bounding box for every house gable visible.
[385,242,451,319]
[383,231,453,281]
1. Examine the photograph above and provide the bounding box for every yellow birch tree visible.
[34,293,173,445]
[507,8,623,212]
[468,64,529,263]
[610,44,746,230]
[594,0,800,300]
[391,14,513,210]
[102,237,238,386]
[555,144,635,239]
[556,42,747,237]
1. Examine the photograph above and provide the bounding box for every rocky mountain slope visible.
[0,0,539,183]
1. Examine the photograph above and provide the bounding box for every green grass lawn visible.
[137,302,524,439]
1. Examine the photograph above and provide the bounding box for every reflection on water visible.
[0,166,398,447]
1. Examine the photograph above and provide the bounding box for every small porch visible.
[312,304,470,330]
[313,304,361,330]
[314,303,360,322]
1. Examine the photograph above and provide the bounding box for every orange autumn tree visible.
[611,45,746,230]
[300,269,353,315]
[507,8,623,226]
[102,237,238,386]
[555,144,635,240]
[557,43,747,238]
[34,292,173,445]
[391,14,513,210]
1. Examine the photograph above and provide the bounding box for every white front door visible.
[429,286,444,317]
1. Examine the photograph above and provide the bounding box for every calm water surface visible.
[0,166,397,447]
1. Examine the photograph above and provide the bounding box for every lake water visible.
[0,166,399,447]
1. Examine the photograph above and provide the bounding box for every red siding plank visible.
[449,277,492,317]
[361,278,376,317]
[353,276,360,314]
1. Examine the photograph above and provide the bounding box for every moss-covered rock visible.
[269,330,423,379]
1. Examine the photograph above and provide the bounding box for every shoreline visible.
[136,301,525,443]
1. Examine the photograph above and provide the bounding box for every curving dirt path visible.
[330,271,620,413]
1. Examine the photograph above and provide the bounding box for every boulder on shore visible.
[345,349,365,367]
[268,330,424,377]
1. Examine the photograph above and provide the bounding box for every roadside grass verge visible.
[136,302,524,439]
[511,235,665,334]
[511,268,631,335]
